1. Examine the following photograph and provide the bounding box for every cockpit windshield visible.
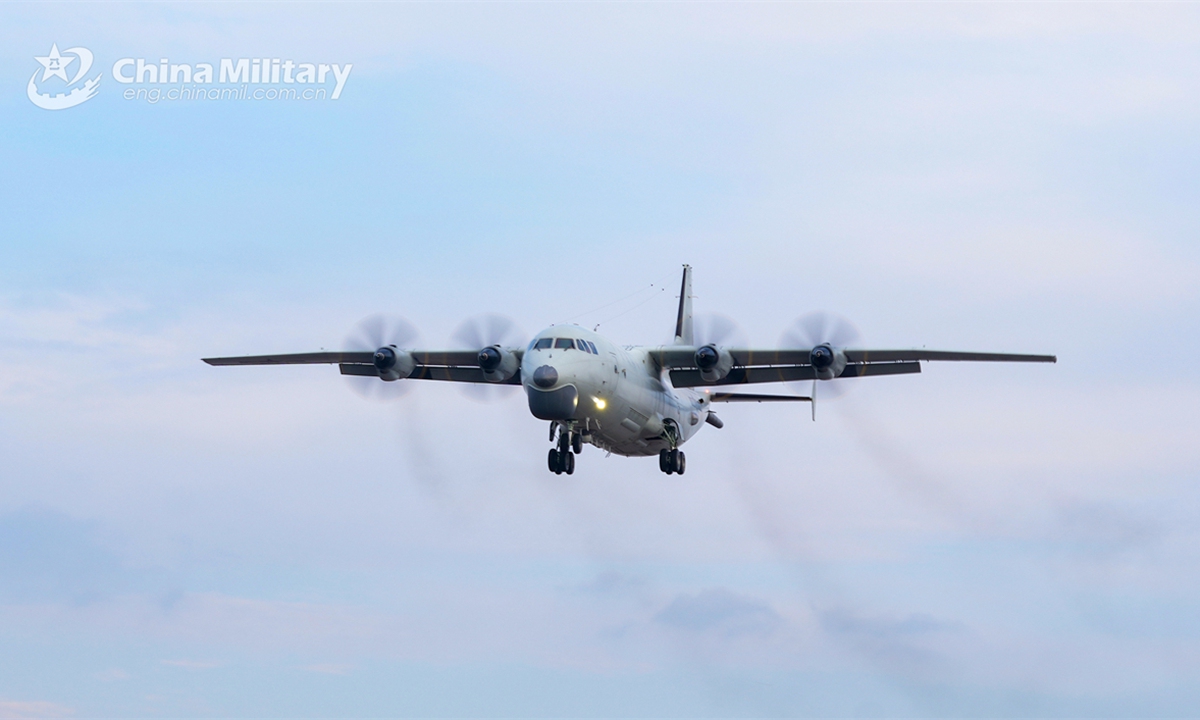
[533,337,597,353]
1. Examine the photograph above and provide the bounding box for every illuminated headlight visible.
[592,396,607,410]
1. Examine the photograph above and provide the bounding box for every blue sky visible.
[1,2,1199,717]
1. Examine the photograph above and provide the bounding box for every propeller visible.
[450,313,528,402]
[780,311,862,414]
[343,314,421,400]
[692,312,749,349]
[780,311,861,351]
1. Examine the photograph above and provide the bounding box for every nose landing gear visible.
[548,447,575,475]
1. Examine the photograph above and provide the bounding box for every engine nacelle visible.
[809,344,847,381]
[477,345,520,383]
[695,344,734,383]
[373,346,416,382]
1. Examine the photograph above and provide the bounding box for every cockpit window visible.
[533,338,553,350]
[586,341,599,354]
[554,338,574,350]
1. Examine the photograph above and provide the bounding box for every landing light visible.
[592,396,607,410]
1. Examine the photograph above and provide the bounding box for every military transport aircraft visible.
[204,266,1055,475]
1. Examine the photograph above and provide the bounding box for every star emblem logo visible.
[34,44,76,83]
[27,44,100,111]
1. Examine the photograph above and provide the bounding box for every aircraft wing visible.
[707,392,812,403]
[203,351,376,366]
[651,347,1056,389]
[202,349,525,384]
[842,349,1057,363]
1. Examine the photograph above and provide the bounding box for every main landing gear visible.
[659,448,686,475]
[658,420,685,474]
[548,422,582,475]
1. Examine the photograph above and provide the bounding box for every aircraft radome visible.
[204,266,1056,475]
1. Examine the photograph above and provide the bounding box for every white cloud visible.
[93,668,130,681]
[0,699,73,719]
[654,588,784,637]
[159,659,220,670]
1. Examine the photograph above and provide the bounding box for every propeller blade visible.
[693,312,749,348]
[343,314,421,400]
[450,313,528,402]
[781,311,862,401]
[345,314,420,352]
[780,311,861,349]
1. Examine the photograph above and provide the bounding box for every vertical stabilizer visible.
[673,265,694,345]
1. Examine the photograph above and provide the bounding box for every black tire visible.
[677,452,686,475]
[669,449,680,475]
[565,451,575,475]
[659,449,670,473]
[548,449,560,474]
[572,433,583,454]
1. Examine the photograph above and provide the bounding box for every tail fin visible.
[673,265,693,345]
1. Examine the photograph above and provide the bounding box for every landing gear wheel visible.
[572,433,583,454]
[660,449,685,475]
[548,449,561,474]
[564,451,575,475]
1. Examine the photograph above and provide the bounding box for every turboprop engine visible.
[373,346,416,382]
[477,345,520,383]
[809,343,848,381]
[695,344,735,383]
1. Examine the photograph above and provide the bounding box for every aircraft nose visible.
[532,364,558,388]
